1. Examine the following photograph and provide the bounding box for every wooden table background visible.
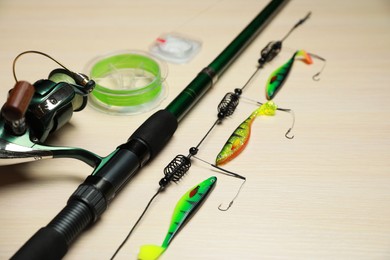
[0,0,389,259]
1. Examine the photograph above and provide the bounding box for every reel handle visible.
[1,81,34,121]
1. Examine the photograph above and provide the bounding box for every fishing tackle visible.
[109,147,242,259]
[138,176,217,260]
[157,12,314,209]
[265,50,326,100]
[154,12,314,212]
[149,12,314,211]
[215,49,326,165]
[111,9,314,259]
[157,130,247,212]
[9,2,290,259]
[215,101,294,166]
[110,74,251,259]
[215,12,312,124]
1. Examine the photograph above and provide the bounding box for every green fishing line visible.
[87,51,167,115]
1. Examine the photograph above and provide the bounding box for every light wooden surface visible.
[1,0,390,259]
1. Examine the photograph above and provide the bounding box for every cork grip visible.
[1,81,35,121]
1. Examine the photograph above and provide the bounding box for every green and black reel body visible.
[0,68,99,167]
[27,73,88,142]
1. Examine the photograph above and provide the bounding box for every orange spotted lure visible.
[215,101,294,166]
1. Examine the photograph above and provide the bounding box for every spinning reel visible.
[0,51,99,167]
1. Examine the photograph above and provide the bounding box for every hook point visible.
[218,201,233,212]
[312,73,321,81]
[285,128,295,139]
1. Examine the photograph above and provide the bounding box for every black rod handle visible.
[12,197,94,259]
[12,110,178,259]
[12,227,68,260]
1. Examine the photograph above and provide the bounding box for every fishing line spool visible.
[85,51,168,115]
[149,33,202,64]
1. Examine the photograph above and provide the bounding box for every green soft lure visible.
[265,50,313,100]
[215,101,278,166]
[138,176,217,260]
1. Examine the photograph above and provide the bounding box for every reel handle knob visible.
[1,81,34,121]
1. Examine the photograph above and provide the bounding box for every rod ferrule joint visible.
[200,67,218,86]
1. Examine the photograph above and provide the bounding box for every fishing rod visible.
[11,0,288,259]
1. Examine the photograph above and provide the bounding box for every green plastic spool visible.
[87,51,167,115]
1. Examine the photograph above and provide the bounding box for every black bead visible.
[189,147,198,155]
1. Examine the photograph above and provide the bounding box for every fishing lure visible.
[215,101,293,166]
[265,50,311,100]
[265,49,326,100]
[138,176,217,260]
